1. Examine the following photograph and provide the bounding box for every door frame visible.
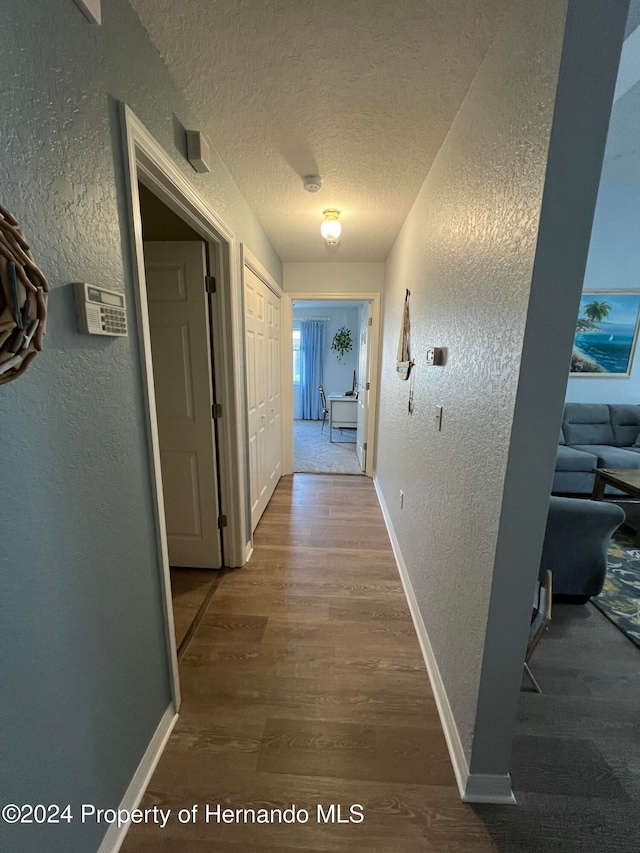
[120,104,249,707]
[282,292,381,478]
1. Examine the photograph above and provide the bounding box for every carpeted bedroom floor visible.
[476,600,640,851]
[294,418,362,474]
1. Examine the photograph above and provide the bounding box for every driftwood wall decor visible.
[0,203,48,385]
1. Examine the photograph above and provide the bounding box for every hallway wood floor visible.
[122,474,497,852]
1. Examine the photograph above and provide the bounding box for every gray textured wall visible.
[0,2,281,852]
[374,0,626,777]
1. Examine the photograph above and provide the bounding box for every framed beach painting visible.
[571,291,640,377]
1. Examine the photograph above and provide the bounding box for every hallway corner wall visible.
[374,0,627,799]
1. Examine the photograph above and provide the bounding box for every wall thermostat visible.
[74,283,128,337]
[426,347,443,366]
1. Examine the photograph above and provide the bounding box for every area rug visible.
[595,529,640,649]
[294,418,361,475]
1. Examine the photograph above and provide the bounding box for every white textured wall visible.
[375,0,626,781]
[284,262,384,293]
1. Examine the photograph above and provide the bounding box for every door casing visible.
[121,104,250,709]
[282,292,382,479]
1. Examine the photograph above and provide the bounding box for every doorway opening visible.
[137,183,223,656]
[291,299,374,475]
[122,105,249,708]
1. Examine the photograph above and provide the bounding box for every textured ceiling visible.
[130,0,509,262]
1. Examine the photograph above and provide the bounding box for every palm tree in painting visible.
[583,300,611,325]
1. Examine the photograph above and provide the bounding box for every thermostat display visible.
[74,282,128,337]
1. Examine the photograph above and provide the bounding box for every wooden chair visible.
[523,569,552,693]
[319,385,329,433]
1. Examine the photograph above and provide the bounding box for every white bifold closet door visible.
[244,265,282,532]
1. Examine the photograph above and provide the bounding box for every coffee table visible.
[591,468,640,501]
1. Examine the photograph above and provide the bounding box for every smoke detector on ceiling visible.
[303,175,323,193]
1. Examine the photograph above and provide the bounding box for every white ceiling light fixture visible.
[321,209,342,245]
[303,175,323,193]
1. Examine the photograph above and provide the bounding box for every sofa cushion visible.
[609,404,640,446]
[559,426,565,446]
[570,444,640,470]
[556,445,597,472]
[552,471,596,495]
[563,403,614,445]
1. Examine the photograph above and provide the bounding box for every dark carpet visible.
[474,603,640,851]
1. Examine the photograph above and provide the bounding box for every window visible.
[293,329,301,383]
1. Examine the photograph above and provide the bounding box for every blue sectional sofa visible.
[553,403,640,495]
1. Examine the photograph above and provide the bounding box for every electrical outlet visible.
[400,490,404,509]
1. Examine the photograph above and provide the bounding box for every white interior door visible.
[144,240,222,569]
[245,266,281,531]
[356,303,373,472]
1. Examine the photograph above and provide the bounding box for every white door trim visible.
[282,291,381,478]
[241,244,284,299]
[120,104,249,708]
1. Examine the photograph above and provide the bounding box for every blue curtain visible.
[300,319,326,419]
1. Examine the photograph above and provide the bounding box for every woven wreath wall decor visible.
[0,204,48,385]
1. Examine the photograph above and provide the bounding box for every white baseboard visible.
[245,541,254,564]
[373,477,516,806]
[97,704,178,853]
[462,773,516,804]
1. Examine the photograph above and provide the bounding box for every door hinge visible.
[218,514,228,529]
[205,275,216,294]
[368,317,373,326]
[212,402,222,419]
[366,382,370,390]
[363,442,367,452]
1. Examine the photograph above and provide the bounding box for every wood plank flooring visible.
[170,568,219,650]
[122,474,497,852]
[122,474,640,852]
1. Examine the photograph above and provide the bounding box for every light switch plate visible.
[435,405,443,431]
[74,0,101,25]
